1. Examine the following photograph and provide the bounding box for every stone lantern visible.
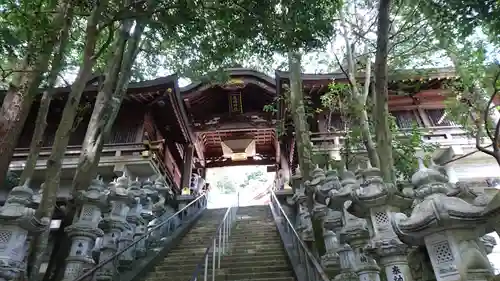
[313,167,359,281]
[119,178,145,268]
[137,179,156,258]
[391,159,493,281]
[148,179,175,247]
[96,175,132,281]
[292,188,314,242]
[291,168,312,233]
[347,165,414,281]
[0,181,46,281]
[62,177,107,281]
[310,168,341,275]
[335,170,380,281]
[141,179,156,222]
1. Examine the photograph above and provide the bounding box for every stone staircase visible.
[224,205,295,281]
[143,206,295,281]
[144,208,227,281]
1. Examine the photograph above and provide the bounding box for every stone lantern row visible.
[0,175,180,281]
[290,160,500,281]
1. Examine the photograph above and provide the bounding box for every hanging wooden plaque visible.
[229,92,243,113]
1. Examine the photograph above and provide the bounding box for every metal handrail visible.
[189,193,240,281]
[72,193,208,281]
[269,189,330,281]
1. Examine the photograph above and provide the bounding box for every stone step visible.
[232,227,277,232]
[176,244,284,253]
[229,232,281,238]
[237,215,273,219]
[188,228,223,233]
[231,228,277,234]
[166,248,287,260]
[227,236,282,242]
[154,264,291,277]
[231,230,277,235]
[146,275,295,281]
[238,206,270,211]
[181,233,282,241]
[177,236,217,243]
[233,221,275,225]
[234,219,274,223]
[189,225,224,231]
[147,269,294,281]
[234,222,274,226]
[180,239,283,249]
[191,222,224,226]
[170,244,286,254]
[155,257,290,271]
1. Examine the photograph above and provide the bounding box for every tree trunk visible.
[19,9,73,184]
[288,52,313,181]
[0,0,64,185]
[71,18,141,194]
[47,17,147,281]
[28,2,109,279]
[339,10,379,168]
[288,51,325,254]
[373,0,394,182]
[359,109,379,166]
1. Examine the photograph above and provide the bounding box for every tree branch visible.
[57,73,71,87]
[333,52,353,88]
[91,24,115,61]
[475,120,495,157]
[492,69,500,151]
[362,45,371,103]
[483,88,497,142]
[442,144,493,165]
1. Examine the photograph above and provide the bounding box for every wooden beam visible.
[180,144,195,189]
[195,123,274,133]
[275,130,280,163]
[205,158,275,168]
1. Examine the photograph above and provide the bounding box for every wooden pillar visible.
[181,144,195,190]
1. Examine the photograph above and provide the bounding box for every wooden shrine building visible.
[9,67,499,200]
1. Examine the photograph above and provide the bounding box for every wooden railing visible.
[13,139,183,190]
[12,142,160,161]
[310,126,480,152]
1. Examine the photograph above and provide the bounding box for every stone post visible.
[96,175,132,281]
[0,182,46,281]
[62,177,107,281]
